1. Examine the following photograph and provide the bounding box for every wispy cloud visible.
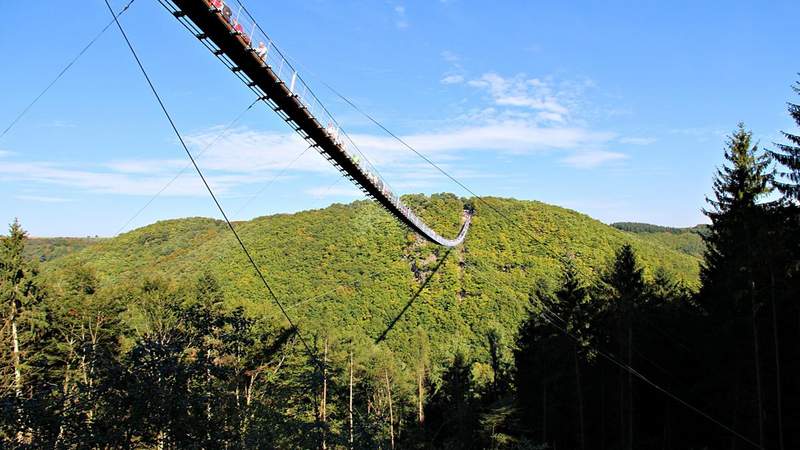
[15,195,75,203]
[0,160,262,197]
[393,5,408,29]
[669,126,725,142]
[306,185,363,199]
[560,150,627,169]
[619,137,656,145]
[352,122,615,158]
[441,50,460,63]
[44,120,77,129]
[467,73,571,122]
[439,50,465,86]
[3,67,636,200]
[441,74,464,85]
[0,150,12,158]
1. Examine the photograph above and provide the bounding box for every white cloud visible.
[45,120,77,129]
[0,160,264,197]
[351,122,616,159]
[184,127,332,174]
[669,126,725,142]
[306,185,363,199]
[441,74,464,85]
[0,150,12,158]
[441,50,460,63]
[15,195,74,203]
[104,159,187,174]
[393,5,408,29]
[619,137,656,145]
[3,68,629,201]
[560,150,627,169]
[467,73,571,122]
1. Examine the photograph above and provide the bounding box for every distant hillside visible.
[611,222,707,259]
[42,195,701,362]
[24,237,105,262]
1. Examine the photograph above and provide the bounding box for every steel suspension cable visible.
[469,269,761,449]
[100,0,320,367]
[0,0,137,140]
[319,81,560,256]
[116,97,259,235]
[232,144,314,217]
[228,0,402,206]
[276,50,561,256]
[195,6,755,446]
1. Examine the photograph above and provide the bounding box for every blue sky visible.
[1,0,797,237]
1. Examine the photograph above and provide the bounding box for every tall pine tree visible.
[700,123,773,448]
[600,244,645,450]
[769,78,800,203]
[0,220,47,444]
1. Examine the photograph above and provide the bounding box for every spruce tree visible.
[552,259,592,450]
[601,244,645,450]
[0,220,46,444]
[769,78,800,203]
[700,123,773,448]
[701,123,772,311]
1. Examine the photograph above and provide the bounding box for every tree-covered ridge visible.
[611,221,708,235]
[611,222,708,258]
[39,196,699,373]
[23,237,105,263]
[3,195,705,448]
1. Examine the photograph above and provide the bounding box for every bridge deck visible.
[165,0,470,246]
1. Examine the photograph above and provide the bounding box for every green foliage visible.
[0,196,705,448]
[769,77,800,202]
[41,196,700,375]
[612,222,708,258]
[23,237,104,263]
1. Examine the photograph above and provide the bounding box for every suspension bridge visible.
[159,0,471,247]
[0,3,763,446]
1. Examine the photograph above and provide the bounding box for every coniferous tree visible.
[599,244,645,450]
[700,123,774,448]
[423,351,477,448]
[769,78,800,203]
[0,220,47,444]
[513,260,597,449]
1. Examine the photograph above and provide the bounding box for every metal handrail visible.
[192,0,470,246]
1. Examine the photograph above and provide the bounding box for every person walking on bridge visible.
[255,41,268,61]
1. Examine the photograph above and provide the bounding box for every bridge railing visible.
[206,0,467,245]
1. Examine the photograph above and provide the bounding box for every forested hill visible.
[42,194,699,360]
[24,236,104,262]
[611,221,707,258]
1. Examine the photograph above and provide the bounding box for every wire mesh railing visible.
[178,0,470,246]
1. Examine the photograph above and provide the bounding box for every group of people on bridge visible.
[204,0,455,240]
[208,0,270,61]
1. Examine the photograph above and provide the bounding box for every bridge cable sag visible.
[233,144,314,217]
[302,71,563,260]
[100,0,321,371]
[200,0,469,247]
[0,0,137,140]
[469,268,762,449]
[116,97,260,235]
[95,4,755,446]
[277,28,762,447]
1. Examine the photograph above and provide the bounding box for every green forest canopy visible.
[40,194,700,368]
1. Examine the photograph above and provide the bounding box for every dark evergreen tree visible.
[769,78,800,203]
[0,220,48,445]
[426,351,478,448]
[514,259,597,449]
[699,123,775,449]
[599,244,646,450]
